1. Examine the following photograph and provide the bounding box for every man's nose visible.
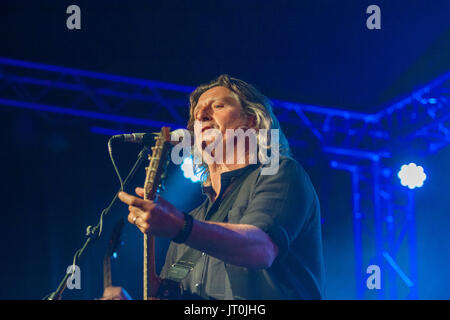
[196,105,212,121]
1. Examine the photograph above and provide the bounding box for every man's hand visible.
[119,188,278,269]
[99,286,132,300]
[118,188,184,239]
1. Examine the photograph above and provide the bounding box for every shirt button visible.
[195,283,200,288]
[202,252,205,256]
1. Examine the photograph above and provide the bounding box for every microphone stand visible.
[44,144,150,300]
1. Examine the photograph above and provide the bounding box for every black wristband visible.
[172,212,194,244]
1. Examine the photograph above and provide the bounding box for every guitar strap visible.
[166,164,259,283]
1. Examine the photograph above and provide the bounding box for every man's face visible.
[193,86,250,152]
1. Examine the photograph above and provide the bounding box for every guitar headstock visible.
[143,127,172,201]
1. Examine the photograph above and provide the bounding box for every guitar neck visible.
[142,127,171,300]
[103,256,112,290]
[143,233,158,300]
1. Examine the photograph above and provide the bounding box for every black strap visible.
[171,212,194,244]
[166,165,259,282]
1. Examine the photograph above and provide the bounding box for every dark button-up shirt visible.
[160,155,325,299]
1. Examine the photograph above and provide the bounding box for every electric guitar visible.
[99,218,132,300]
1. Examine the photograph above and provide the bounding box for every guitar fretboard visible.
[142,127,171,300]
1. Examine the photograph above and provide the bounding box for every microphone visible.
[111,133,148,143]
[111,129,191,145]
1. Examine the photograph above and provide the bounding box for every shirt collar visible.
[201,163,260,196]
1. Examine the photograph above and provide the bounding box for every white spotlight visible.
[181,157,202,183]
[397,163,427,189]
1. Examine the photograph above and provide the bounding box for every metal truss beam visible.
[331,159,418,300]
[274,71,450,158]
[1,57,448,157]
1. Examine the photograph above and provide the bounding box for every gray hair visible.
[187,74,291,186]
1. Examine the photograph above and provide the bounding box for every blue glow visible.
[323,146,390,161]
[397,163,427,189]
[90,127,125,136]
[0,57,195,93]
[272,99,375,122]
[181,157,202,183]
[0,98,179,128]
[112,252,118,259]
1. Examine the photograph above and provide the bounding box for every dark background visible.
[0,0,449,299]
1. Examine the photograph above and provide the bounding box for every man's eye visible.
[214,104,224,108]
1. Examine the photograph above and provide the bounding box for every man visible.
[118,75,325,299]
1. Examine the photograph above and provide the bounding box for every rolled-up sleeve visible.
[238,157,318,263]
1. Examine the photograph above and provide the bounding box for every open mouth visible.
[201,126,213,133]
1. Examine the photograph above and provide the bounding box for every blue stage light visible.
[397,163,427,189]
[181,157,202,183]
